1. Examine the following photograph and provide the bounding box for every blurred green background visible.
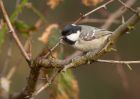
[0,0,140,99]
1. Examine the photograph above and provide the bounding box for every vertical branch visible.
[114,51,129,91]
[0,0,30,63]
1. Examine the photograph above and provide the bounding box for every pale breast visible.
[74,35,109,52]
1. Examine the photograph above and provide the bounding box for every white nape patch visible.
[66,31,80,41]
[71,24,76,26]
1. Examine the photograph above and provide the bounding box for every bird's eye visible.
[61,30,69,36]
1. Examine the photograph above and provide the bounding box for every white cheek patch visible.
[66,31,80,42]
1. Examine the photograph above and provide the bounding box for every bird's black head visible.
[61,24,81,36]
[61,24,81,45]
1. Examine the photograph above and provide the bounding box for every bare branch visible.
[118,0,137,13]
[97,59,140,64]
[80,18,120,24]
[0,0,30,62]
[102,0,136,29]
[74,0,114,24]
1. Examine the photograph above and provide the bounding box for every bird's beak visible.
[59,36,64,40]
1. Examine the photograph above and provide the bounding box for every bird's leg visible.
[104,37,116,52]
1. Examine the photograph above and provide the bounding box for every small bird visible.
[61,24,112,52]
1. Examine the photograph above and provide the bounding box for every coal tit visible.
[61,24,112,52]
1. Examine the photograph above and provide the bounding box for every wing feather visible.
[80,28,112,41]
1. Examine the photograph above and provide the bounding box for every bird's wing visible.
[80,28,112,41]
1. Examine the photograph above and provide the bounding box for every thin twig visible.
[0,0,30,62]
[97,59,140,64]
[118,0,137,13]
[102,0,136,29]
[74,0,114,24]
[43,39,62,58]
[80,18,120,24]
